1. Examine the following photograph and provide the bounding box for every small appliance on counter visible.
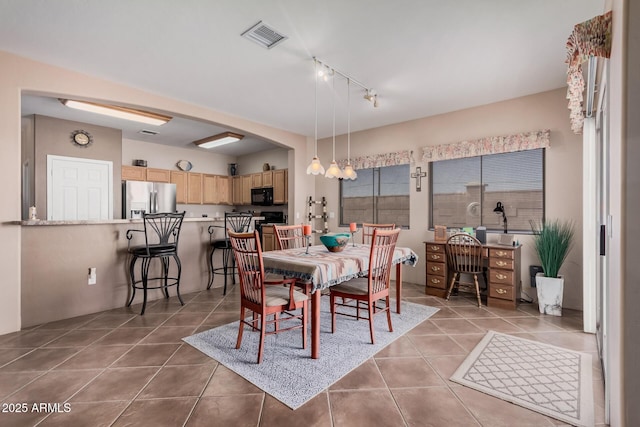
[122,180,177,219]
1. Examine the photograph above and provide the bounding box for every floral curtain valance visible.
[337,150,412,169]
[421,129,550,163]
[566,11,612,134]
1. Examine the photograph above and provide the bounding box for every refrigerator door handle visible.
[150,191,158,213]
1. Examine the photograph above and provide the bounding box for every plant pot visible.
[535,273,563,316]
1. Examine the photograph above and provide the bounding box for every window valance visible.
[566,11,612,134]
[337,150,412,170]
[421,129,550,163]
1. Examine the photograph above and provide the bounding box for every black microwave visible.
[251,187,274,206]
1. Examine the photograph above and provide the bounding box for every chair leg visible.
[161,257,170,299]
[207,246,216,290]
[236,306,246,349]
[474,274,482,307]
[140,257,150,315]
[174,254,184,306]
[127,256,137,307]
[330,294,336,333]
[445,273,458,301]
[222,248,230,295]
[258,314,267,364]
[302,301,308,349]
[368,301,375,344]
[385,296,393,333]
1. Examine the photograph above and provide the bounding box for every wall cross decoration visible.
[411,167,427,192]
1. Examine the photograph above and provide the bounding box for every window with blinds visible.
[340,164,410,227]
[429,149,544,232]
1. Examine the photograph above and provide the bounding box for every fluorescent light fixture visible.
[193,132,244,149]
[60,99,171,126]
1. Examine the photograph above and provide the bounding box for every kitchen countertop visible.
[10,217,225,226]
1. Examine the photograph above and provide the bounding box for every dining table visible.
[261,243,418,359]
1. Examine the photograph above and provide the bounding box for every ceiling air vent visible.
[138,129,158,136]
[241,21,288,49]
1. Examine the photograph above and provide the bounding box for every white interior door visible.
[47,155,113,220]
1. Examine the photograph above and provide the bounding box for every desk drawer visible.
[426,252,446,262]
[426,244,445,254]
[489,248,514,259]
[490,284,513,300]
[489,258,514,270]
[490,269,514,285]
[427,262,446,277]
[427,274,447,289]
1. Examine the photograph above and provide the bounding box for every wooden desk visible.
[423,240,522,309]
[262,244,418,358]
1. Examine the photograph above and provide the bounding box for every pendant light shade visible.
[307,59,325,175]
[325,71,342,179]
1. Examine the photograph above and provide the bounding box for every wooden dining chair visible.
[362,223,396,244]
[271,224,312,294]
[445,233,485,307]
[228,230,309,364]
[330,228,400,344]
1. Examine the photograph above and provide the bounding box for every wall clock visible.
[70,130,93,147]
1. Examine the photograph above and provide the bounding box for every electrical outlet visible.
[329,211,335,219]
[88,267,96,285]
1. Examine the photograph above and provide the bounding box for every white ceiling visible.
[1,0,603,155]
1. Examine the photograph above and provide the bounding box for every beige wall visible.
[31,115,123,220]
[314,88,584,310]
[0,50,307,334]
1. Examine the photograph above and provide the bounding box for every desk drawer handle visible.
[431,266,441,272]
[430,245,441,251]
[496,288,508,295]
[496,260,508,267]
[430,254,442,260]
[496,250,508,257]
[430,278,441,284]
[495,273,507,280]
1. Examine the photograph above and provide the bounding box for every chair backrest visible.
[228,230,265,305]
[362,223,396,244]
[225,212,253,238]
[367,228,401,294]
[142,212,185,250]
[273,224,305,250]
[446,233,484,274]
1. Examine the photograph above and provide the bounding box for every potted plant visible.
[530,219,575,316]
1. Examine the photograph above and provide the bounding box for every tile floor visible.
[0,283,606,426]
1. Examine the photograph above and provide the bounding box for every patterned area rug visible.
[184,299,438,409]
[450,331,594,427]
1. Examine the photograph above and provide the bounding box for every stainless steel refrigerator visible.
[122,181,177,219]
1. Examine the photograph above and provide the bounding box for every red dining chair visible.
[271,224,312,295]
[362,223,396,244]
[330,228,400,344]
[229,230,309,363]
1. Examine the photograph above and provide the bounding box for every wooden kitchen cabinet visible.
[251,173,263,188]
[232,176,242,205]
[261,225,277,251]
[241,175,252,205]
[216,176,231,205]
[187,173,203,204]
[424,242,449,298]
[121,165,146,181]
[273,169,286,205]
[146,168,171,183]
[262,170,273,187]
[170,171,188,204]
[203,174,218,204]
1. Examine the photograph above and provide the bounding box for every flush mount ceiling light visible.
[59,99,172,126]
[193,132,244,149]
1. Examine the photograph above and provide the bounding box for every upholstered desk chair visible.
[229,230,309,364]
[330,228,400,344]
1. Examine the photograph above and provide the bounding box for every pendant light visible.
[306,59,325,175]
[342,78,357,180]
[324,70,343,179]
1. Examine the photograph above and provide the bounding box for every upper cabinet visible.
[273,169,287,205]
[170,171,188,204]
[145,168,171,183]
[187,172,203,204]
[121,165,146,181]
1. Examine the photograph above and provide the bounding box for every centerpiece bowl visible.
[319,233,351,252]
